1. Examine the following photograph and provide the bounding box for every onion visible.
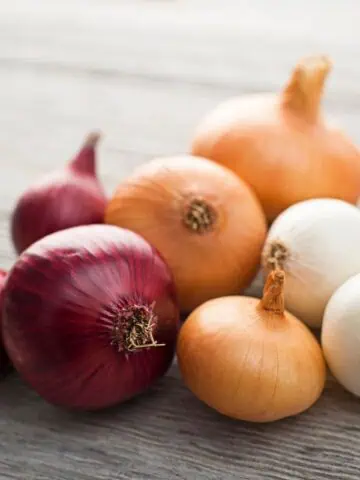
[177,270,326,422]
[105,155,267,312]
[322,273,360,396]
[191,55,360,221]
[11,132,107,254]
[2,225,179,410]
[0,269,8,376]
[262,198,360,328]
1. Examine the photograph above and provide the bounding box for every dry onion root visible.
[177,270,326,423]
[105,155,267,312]
[191,55,360,221]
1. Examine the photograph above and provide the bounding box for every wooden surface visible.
[1,1,360,478]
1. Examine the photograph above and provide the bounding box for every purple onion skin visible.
[0,269,9,375]
[2,225,179,410]
[11,177,106,254]
[11,132,107,255]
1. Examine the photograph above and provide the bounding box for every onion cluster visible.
[1,53,360,423]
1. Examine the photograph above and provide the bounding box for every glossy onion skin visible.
[262,199,360,328]
[11,134,107,254]
[105,155,267,312]
[0,269,8,375]
[11,175,106,254]
[191,89,360,222]
[2,225,179,410]
[322,273,360,397]
[177,296,326,422]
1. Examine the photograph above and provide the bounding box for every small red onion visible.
[2,225,179,410]
[11,132,107,254]
[0,269,9,376]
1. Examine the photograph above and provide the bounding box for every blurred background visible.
[0,0,359,266]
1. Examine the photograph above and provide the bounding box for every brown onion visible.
[105,155,267,312]
[177,270,326,422]
[191,55,360,221]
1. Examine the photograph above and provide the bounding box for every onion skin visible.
[322,273,360,397]
[191,55,360,221]
[2,225,179,410]
[262,198,360,328]
[177,270,326,422]
[11,132,107,254]
[105,155,267,312]
[0,269,9,375]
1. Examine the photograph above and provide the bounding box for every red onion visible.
[2,225,179,410]
[11,132,107,254]
[0,269,9,376]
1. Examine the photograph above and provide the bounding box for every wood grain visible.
[1,1,360,478]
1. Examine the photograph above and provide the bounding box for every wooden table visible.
[1,1,360,478]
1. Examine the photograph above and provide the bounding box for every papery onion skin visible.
[177,270,326,423]
[0,269,9,375]
[262,198,360,328]
[11,132,107,254]
[322,273,360,397]
[105,155,267,312]
[2,225,179,410]
[191,55,360,221]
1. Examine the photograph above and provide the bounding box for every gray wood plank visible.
[1,1,360,479]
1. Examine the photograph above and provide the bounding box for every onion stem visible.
[69,131,101,175]
[260,270,285,315]
[282,55,331,122]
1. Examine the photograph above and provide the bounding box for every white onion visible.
[322,274,360,396]
[262,199,360,328]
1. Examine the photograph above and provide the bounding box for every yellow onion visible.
[177,270,326,422]
[191,55,360,221]
[105,155,267,312]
